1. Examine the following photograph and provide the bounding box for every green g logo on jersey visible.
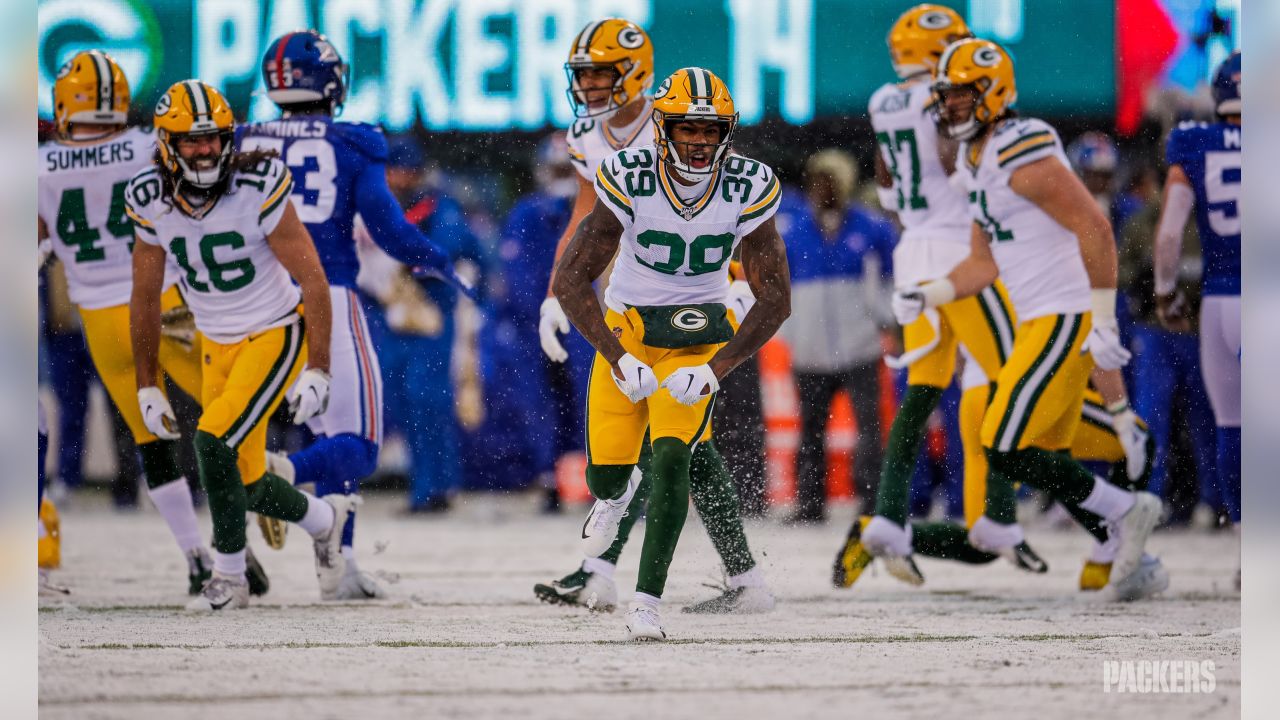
[671,308,710,332]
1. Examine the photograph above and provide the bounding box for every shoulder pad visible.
[331,122,388,162]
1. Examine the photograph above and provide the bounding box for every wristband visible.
[921,278,957,308]
[1090,288,1118,325]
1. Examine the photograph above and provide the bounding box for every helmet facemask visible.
[933,81,992,141]
[655,116,737,183]
[564,61,635,119]
[162,127,235,190]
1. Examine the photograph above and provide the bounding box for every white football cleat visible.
[185,571,249,612]
[580,468,641,558]
[325,562,389,601]
[682,584,776,614]
[862,516,924,586]
[38,569,70,597]
[625,603,666,641]
[533,565,619,612]
[1110,492,1162,584]
[313,494,360,596]
[1103,554,1169,602]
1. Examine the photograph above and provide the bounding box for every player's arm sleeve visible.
[354,161,451,271]
[257,161,296,234]
[737,168,782,236]
[593,156,636,229]
[993,119,1062,173]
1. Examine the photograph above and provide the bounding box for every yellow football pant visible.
[585,308,719,465]
[981,312,1094,455]
[78,286,202,444]
[904,281,1016,388]
[197,319,306,484]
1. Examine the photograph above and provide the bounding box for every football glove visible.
[1109,403,1148,482]
[891,286,926,326]
[137,386,180,440]
[159,306,197,352]
[611,353,658,404]
[1083,319,1131,370]
[539,297,570,363]
[288,368,331,425]
[661,364,720,406]
[728,280,755,324]
[1155,290,1193,333]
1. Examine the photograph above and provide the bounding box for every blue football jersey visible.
[1166,120,1241,295]
[236,116,387,288]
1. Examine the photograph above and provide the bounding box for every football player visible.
[37,51,268,596]
[127,80,356,611]
[534,21,775,616]
[844,5,1032,583]
[553,68,790,639]
[904,38,1164,600]
[239,30,456,599]
[1153,52,1241,552]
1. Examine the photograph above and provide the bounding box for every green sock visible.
[689,442,755,577]
[193,431,247,555]
[585,463,633,502]
[1061,498,1112,545]
[911,521,997,564]
[635,438,691,598]
[982,447,1019,524]
[874,385,944,525]
[599,441,652,566]
[138,439,183,489]
[987,447,1111,542]
[245,472,311,522]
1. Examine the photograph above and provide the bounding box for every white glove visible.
[661,364,720,405]
[891,286,926,326]
[137,386,180,440]
[611,353,658,404]
[539,297,570,363]
[1110,404,1147,481]
[727,280,755,323]
[288,368,331,425]
[1083,319,1131,370]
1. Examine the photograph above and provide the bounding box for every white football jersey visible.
[37,127,177,309]
[868,79,971,288]
[957,117,1090,321]
[593,145,781,310]
[566,105,656,180]
[125,157,302,343]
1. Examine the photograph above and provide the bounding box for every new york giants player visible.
[1153,51,1241,543]
[238,30,454,599]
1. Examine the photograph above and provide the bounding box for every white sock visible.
[37,517,47,540]
[297,493,336,537]
[341,546,356,562]
[728,566,765,589]
[147,478,204,553]
[582,557,616,578]
[1079,478,1136,522]
[634,591,661,611]
[213,549,246,577]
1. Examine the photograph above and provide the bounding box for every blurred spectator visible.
[1118,180,1218,520]
[778,149,896,522]
[467,134,592,510]
[368,135,490,514]
[41,261,93,495]
[1067,132,1146,232]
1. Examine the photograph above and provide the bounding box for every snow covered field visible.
[39,492,1240,719]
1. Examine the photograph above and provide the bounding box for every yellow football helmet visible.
[652,67,739,181]
[932,38,1017,140]
[52,50,130,137]
[564,18,654,118]
[887,4,972,79]
[153,80,236,189]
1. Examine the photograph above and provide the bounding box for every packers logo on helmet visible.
[886,4,972,80]
[153,80,237,191]
[932,39,1017,140]
[564,18,654,118]
[52,50,131,138]
[651,67,739,183]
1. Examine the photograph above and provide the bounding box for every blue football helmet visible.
[1067,131,1119,174]
[1212,50,1240,117]
[262,30,349,112]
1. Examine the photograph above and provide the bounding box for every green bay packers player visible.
[535,20,775,616]
[127,80,356,610]
[553,68,790,639]
[903,39,1164,600]
[37,51,268,596]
